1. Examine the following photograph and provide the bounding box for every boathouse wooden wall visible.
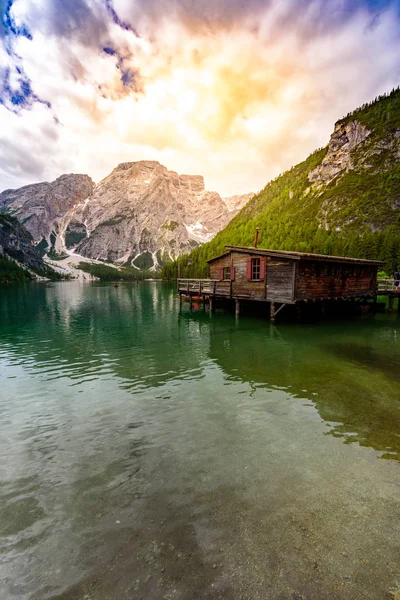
[209,250,379,303]
[294,261,377,300]
[209,251,265,299]
[209,252,295,302]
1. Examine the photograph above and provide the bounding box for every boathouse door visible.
[265,259,295,303]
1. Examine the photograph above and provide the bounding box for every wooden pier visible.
[178,277,400,319]
[377,279,400,312]
[177,279,231,313]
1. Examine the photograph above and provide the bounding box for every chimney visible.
[253,227,260,248]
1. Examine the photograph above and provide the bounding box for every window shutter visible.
[246,258,252,280]
[259,258,266,281]
[219,267,224,281]
[230,266,235,281]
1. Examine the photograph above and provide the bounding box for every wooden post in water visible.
[270,302,276,322]
[202,295,206,311]
[189,295,193,311]
[389,296,394,312]
[209,296,214,313]
[235,299,240,317]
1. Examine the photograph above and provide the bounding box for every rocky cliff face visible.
[0,161,251,269]
[74,161,252,267]
[0,174,94,244]
[0,214,45,272]
[308,121,371,184]
[307,114,400,231]
[223,192,254,212]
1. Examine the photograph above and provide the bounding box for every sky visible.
[0,0,400,197]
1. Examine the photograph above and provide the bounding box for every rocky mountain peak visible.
[70,162,250,268]
[112,160,164,174]
[179,175,205,195]
[0,174,94,243]
[0,161,252,270]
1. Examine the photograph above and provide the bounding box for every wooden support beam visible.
[274,303,287,318]
[202,295,206,311]
[209,296,214,313]
[270,302,286,321]
[389,296,394,312]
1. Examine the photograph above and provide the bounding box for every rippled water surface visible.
[0,281,400,600]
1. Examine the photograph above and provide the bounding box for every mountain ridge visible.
[0,161,252,270]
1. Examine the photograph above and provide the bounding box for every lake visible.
[0,281,399,600]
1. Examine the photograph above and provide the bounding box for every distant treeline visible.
[162,225,400,280]
[0,255,64,282]
[77,262,155,281]
[0,255,32,281]
[339,86,400,133]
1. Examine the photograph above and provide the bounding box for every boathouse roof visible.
[207,245,384,266]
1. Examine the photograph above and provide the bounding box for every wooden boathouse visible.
[178,245,385,320]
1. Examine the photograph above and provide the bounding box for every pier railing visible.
[177,278,232,297]
[377,279,400,292]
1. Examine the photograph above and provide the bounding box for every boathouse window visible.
[246,257,265,281]
[219,266,235,281]
[252,258,260,280]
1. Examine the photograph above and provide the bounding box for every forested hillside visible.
[163,88,400,278]
[0,214,60,281]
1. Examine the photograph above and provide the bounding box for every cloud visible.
[0,0,399,195]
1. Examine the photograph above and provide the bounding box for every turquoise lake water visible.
[0,281,399,599]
